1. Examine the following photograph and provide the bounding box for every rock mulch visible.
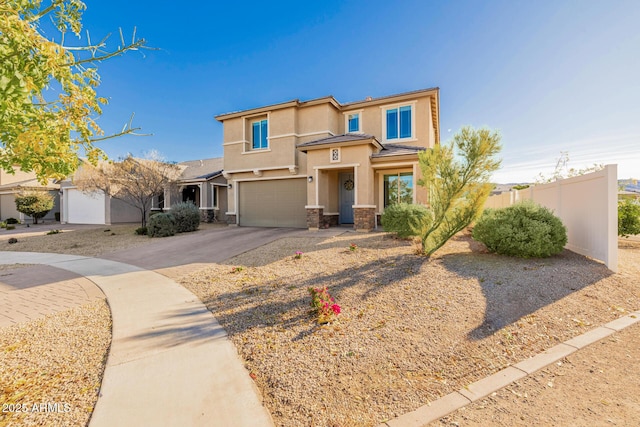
[180,232,640,427]
[0,300,111,427]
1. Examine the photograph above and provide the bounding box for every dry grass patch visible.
[0,300,111,427]
[181,232,640,426]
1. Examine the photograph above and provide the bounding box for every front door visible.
[339,172,355,224]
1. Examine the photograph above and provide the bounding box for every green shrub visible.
[135,226,148,236]
[472,201,567,258]
[618,199,640,238]
[381,203,432,238]
[147,213,176,238]
[0,221,6,228]
[46,229,61,235]
[6,225,16,230]
[170,201,200,233]
[15,191,54,224]
[6,218,19,225]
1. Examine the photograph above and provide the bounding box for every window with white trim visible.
[212,186,219,209]
[385,105,412,140]
[384,172,413,207]
[251,119,268,149]
[348,113,360,133]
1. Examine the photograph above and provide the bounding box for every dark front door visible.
[339,172,355,224]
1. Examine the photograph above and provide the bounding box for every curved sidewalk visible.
[0,251,273,427]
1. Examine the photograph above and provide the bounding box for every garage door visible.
[66,189,106,224]
[239,179,307,228]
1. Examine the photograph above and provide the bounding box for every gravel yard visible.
[180,231,640,427]
[0,300,111,427]
[0,223,224,257]
[2,225,638,426]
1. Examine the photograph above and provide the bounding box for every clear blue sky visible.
[71,0,639,182]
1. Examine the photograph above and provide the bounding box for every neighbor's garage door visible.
[66,188,106,224]
[239,179,307,228]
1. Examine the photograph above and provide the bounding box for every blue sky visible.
[67,0,639,182]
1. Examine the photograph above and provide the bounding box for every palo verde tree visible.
[417,126,502,256]
[0,0,148,183]
[14,190,54,224]
[74,154,182,227]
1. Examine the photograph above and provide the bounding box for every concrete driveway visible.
[102,226,308,278]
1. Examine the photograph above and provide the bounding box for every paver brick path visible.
[0,264,104,327]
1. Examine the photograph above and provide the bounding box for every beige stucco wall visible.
[296,104,340,139]
[220,91,438,219]
[304,144,376,207]
[342,96,435,148]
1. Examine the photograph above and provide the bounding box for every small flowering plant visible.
[230,266,244,273]
[308,286,341,324]
[349,243,358,252]
[294,251,303,259]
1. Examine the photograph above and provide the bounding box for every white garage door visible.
[239,179,307,228]
[66,189,106,224]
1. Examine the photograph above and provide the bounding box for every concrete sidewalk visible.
[0,251,273,427]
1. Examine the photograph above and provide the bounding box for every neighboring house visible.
[60,157,227,225]
[0,167,60,222]
[60,175,140,225]
[153,157,228,223]
[215,87,440,230]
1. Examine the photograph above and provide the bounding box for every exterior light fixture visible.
[308,176,313,183]
[228,183,232,189]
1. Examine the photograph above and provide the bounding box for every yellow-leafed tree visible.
[0,0,147,183]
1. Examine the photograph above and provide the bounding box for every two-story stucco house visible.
[215,87,440,231]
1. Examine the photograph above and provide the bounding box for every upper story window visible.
[385,105,412,140]
[344,110,363,134]
[252,119,268,149]
[348,113,360,133]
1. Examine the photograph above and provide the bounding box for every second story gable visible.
[215,87,439,174]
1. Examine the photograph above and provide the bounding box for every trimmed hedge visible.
[472,201,567,258]
[171,201,200,233]
[147,213,176,238]
[381,203,432,238]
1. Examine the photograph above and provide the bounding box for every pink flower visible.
[331,304,341,315]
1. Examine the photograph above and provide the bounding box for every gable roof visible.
[297,133,382,152]
[178,157,224,181]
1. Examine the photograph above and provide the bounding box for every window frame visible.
[343,109,363,134]
[383,172,414,207]
[251,119,268,150]
[381,102,416,142]
[212,185,219,209]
